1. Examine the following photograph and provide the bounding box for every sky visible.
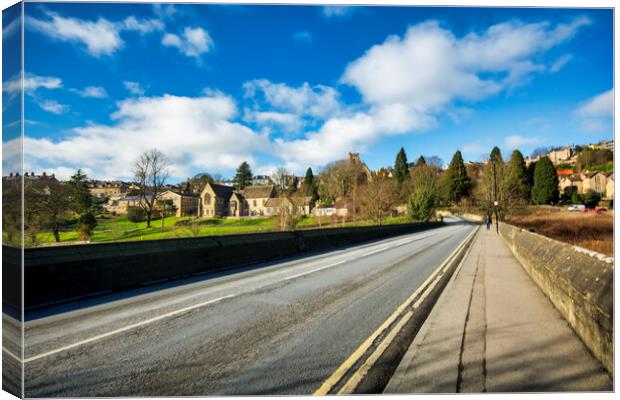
[1,3,614,182]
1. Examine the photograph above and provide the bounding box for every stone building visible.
[200,182,234,217]
[265,196,313,216]
[241,185,276,216]
[158,190,200,217]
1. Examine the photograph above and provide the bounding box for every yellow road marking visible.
[314,226,479,395]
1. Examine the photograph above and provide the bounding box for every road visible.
[22,220,475,397]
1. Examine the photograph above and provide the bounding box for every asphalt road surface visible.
[22,220,476,397]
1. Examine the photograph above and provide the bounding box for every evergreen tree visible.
[233,161,253,190]
[68,169,92,215]
[302,167,319,201]
[531,156,559,205]
[445,150,471,203]
[526,161,537,192]
[415,155,426,167]
[505,150,530,201]
[394,147,409,184]
[490,146,503,164]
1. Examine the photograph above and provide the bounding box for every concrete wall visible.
[24,222,443,310]
[499,223,613,374]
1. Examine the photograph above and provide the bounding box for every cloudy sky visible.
[2,3,613,181]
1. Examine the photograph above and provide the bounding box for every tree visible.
[531,156,559,205]
[132,149,171,228]
[68,169,96,239]
[318,160,355,202]
[415,155,426,167]
[490,146,503,164]
[526,161,537,193]
[505,150,530,201]
[584,190,601,208]
[302,167,319,201]
[272,167,292,193]
[407,164,439,222]
[233,161,253,190]
[445,150,471,204]
[39,179,70,242]
[394,147,409,185]
[157,199,177,228]
[360,175,394,225]
[68,169,92,215]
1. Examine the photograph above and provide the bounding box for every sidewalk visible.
[385,226,612,393]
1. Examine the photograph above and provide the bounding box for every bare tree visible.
[360,175,395,225]
[132,149,171,228]
[271,167,292,193]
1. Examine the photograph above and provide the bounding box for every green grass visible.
[32,214,415,247]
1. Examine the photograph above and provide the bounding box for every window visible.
[253,200,257,207]
[204,194,211,205]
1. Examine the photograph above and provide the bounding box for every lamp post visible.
[491,158,499,234]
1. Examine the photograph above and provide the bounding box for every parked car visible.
[567,204,585,212]
[595,207,608,214]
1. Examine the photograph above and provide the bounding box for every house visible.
[228,191,245,217]
[334,200,354,217]
[558,175,583,195]
[556,169,574,177]
[313,204,337,217]
[604,173,614,200]
[88,180,129,198]
[265,196,313,216]
[581,171,608,194]
[548,147,573,165]
[157,190,200,217]
[241,185,276,216]
[200,182,234,217]
[105,195,143,215]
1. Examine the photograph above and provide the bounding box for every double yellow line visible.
[314,225,479,395]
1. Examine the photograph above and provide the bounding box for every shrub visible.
[408,186,436,222]
[77,212,97,241]
[127,207,146,223]
[584,190,601,208]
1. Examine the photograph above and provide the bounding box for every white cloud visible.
[504,134,542,149]
[321,6,357,19]
[26,12,123,57]
[243,79,341,119]
[292,30,313,43]
[549,54,573,73]
[574,89,613,134]
[71,86,108,98]
[22,93,269,180]
[39,100,68,114]
[123,81,145,96]
[121,16,164,34]
[3,15,20,39]
[243,109,303,133]
[575,89,613,118]
[162,27,213,59]
[3,73,63,94]
[274,18,588,172]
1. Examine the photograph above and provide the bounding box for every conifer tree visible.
[445,150,471,203]
[531,156,559,205]
[394,147,409,184]
[233,161,253,190]
[505,150,530,201]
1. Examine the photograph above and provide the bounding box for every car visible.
[595,207,608,214]
[567,204,585,212]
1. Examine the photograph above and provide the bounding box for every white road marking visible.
[24,295,235,364]
[25,225,460,363]
[2,347,21,362]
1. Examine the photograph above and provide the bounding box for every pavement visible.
[385,225,613,393]
[19,220,476,397]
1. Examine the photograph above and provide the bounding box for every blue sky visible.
[2,4,614,181]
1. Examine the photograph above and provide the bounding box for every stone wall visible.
[499,223,613,374]
[23,222,443,310]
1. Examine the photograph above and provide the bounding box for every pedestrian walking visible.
[485,214,491,230]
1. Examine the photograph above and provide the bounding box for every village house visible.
[265,196,314,216]
[228,192,245,217]
[158,190,200,217]
[105,195,142,215]
[558,175,583,195]
[581,171,608,194]
[88,180,130,198]
[200,182,234,217]
[605,173,614,200]
[241,185,276,216]
[548,147,573,165]
[313,203,337,217]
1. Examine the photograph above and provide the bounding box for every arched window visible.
[204,194,211,205]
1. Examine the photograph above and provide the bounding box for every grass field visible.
[33,214,412,246]
[506,208,613,256]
